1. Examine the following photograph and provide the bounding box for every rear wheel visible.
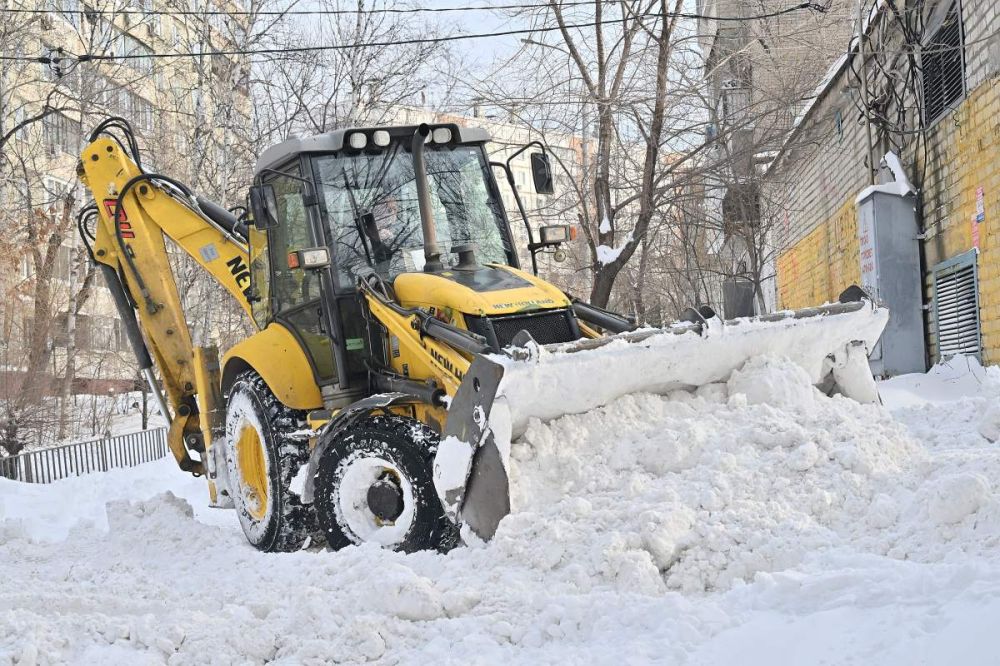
[314,414,458,553]
[226,370,317,552]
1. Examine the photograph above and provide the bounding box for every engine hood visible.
[392,265,571,317]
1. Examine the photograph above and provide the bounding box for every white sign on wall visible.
[858,200,879,300]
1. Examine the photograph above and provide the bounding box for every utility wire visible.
[0,0,578,16]
[0,3,831,64]
[0,0,825,19]
[9,22,988,67]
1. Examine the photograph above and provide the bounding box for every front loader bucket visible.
[435,296,890,541]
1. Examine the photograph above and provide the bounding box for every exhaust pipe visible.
[411,124,443,272]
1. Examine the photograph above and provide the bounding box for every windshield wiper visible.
[340,171,378,267]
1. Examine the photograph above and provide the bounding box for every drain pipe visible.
[411,124,443,272]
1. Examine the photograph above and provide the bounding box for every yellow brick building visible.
[766,0,999,367]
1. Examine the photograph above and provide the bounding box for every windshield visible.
[314,144,513,289]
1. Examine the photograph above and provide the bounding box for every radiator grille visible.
[466,309,579,349]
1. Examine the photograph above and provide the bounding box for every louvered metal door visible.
[933,250,981,360]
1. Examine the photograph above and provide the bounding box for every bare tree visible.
[251,0,455,142]
[472,1,718,309]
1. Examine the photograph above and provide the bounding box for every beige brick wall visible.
[766,0,1000,364]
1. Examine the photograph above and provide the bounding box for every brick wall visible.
[765,0,999,364]
[775,198,861,308]
[921,82,1000,362]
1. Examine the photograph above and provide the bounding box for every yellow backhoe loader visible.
[75,117,890,552]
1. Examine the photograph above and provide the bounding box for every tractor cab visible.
[245,123,574,406]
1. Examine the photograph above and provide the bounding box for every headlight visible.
[432,127,452,143]
[372,130,390,147]
[348,132,368,150]
[299,248,331,268]
[288,247,331,269]
[539,225,571,244]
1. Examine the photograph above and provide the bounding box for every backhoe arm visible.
[77,136,252,495]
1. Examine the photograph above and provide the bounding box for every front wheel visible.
[314,414,458,553]
[225,370,317,552]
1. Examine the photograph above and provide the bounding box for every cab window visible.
[264,165,337,382]
[248,225,271,329]
[269,170,322,310]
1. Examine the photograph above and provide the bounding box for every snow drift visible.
[2,355,999,664]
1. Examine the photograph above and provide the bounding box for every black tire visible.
[225,370,318,552]
[314,414,459,553]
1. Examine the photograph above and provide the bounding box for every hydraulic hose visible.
[98,264,171,421]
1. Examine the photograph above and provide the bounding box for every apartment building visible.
[694,0,854,315]
[0,0,250,398]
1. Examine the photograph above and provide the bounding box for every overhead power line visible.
[0,0,824,18]
[5,1,579,17]
[0,3,830,64]
[0,1,575,16]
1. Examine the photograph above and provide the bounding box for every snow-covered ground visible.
[1,355,999,665]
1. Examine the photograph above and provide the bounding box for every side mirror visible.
[248,184,279,230]
[530,152,555,195]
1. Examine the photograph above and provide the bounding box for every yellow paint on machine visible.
[393,264,570,315]
[222,324,323,411]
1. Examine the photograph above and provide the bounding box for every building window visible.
[13,108,28,142]
[76,315,113,350]
[721,183,761,239]
[43,111,80,156]
[118,31,154,75]
[922,1,965,124]
[121,89,154,132]
[932,249,980,360]
[43,176,72,208]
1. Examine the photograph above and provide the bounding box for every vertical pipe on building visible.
[858,0,876,185]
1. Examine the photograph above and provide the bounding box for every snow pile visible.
[507,355,998,593]
[496,301,888,434]
[881,354,1000,446]
[2,355,1000,663]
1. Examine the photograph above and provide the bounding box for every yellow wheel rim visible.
[236,425,269,521]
